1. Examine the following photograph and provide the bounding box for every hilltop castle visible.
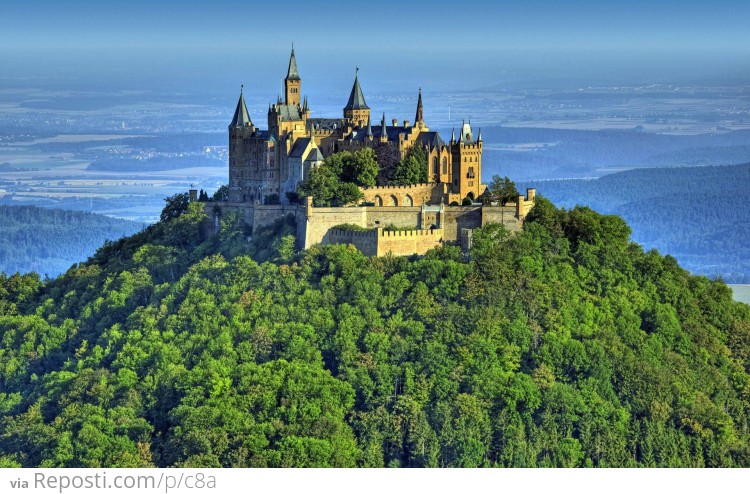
[210,46,535,257]
[228,47,484,207]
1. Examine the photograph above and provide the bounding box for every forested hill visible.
[521,163,750,282]
[0,205,143,278]
[0,200,749,468]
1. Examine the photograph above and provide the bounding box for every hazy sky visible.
[2,0,749,94]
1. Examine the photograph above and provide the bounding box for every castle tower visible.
[414,88,425,129]
[343,68,370,127]
[228,86,255,202]
[285,46,301,106]
[450,120,482,201]
[379,113,388,143]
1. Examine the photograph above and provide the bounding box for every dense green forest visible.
[521,163,750,283]
[0,197,749,467]
[0,206,144,278]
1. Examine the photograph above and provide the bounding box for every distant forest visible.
[481,127,750,180]
[0,206,143,278]
[520,163,750,282]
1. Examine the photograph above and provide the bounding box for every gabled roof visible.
[229,90,252,128]
[286,47,300,81]
[416,131,445,149]
[344,72,369,110]
[307,147,324,162]
[289,137,311,159]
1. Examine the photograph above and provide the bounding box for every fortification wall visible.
[328,228,378,256]
[443,206,483,241]
[481,206,523,233]
[377,228,444,256]
[364,207,422,229]
[361,183,445,207]
[301,205,367,248]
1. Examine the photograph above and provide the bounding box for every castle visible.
[210,46,536,256]
[228,47,484,206]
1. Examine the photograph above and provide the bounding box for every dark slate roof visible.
[415,88,424,123]
[344,74,369,110]
[276,104,302,121]
[286,48,300,81]
[229,91,252,128]
[289,138,311,159]
[308,118,345,131]
[307,147,324,162]
[416,131,445,149]
[459,121,475,144]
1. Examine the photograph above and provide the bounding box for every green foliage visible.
[160,193,190,222]
[211,185,228,202]
[487,175,520,205]
[392,145,428,185]
[299,160,365,207]
[1,197,749,468]
[332,224,371,232]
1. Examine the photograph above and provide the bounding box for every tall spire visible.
[229,85,251,128]
[344,67,369,110]
[451,128,455,143]
[415,87,424,124]
[366,116,373,139]
[380,112,388,140]
[477,128,482,142]
[286,45,300,81]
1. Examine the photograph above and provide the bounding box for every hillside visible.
[0,205,144,278]
[520,163,750,282]
[0,200,749,467]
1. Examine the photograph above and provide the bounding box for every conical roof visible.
[415,88,424,123]
[286,47,300,81]
[229,88,252,128]
[344,70,369,110]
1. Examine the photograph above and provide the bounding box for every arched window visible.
[433,157,439,174]
[374,195,383,206]
[404,194,413,206]
[442,157,447,174]
[388,195,398,206]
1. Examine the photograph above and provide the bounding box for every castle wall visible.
[328,228,378,256]
[377,228,444,256]
[206,190,533,257]
[361,183,446,207]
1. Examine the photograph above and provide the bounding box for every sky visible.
[1,0,749,94]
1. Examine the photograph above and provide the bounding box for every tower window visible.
[442,157,447,174]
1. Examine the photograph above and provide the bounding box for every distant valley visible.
[520,163,750,282]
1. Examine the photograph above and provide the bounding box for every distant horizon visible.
[1,0,749,97]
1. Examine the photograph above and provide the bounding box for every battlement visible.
[380,228,443,238]
[330,228,378,238]
[363,182,435,191]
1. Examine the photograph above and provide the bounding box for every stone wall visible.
[377,228,444,256]
[328,228,378,256]
[205,188,535,257]
[360,183,446,207]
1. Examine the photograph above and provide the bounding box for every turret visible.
[229,85,253,130]
[415,87,425,128]
[380,113,388,143]
[285,45,301,106]
[343,67,370,127]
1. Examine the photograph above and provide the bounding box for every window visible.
[468,167,475,178]
[442,157,447,174]
[433,157,438,174]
